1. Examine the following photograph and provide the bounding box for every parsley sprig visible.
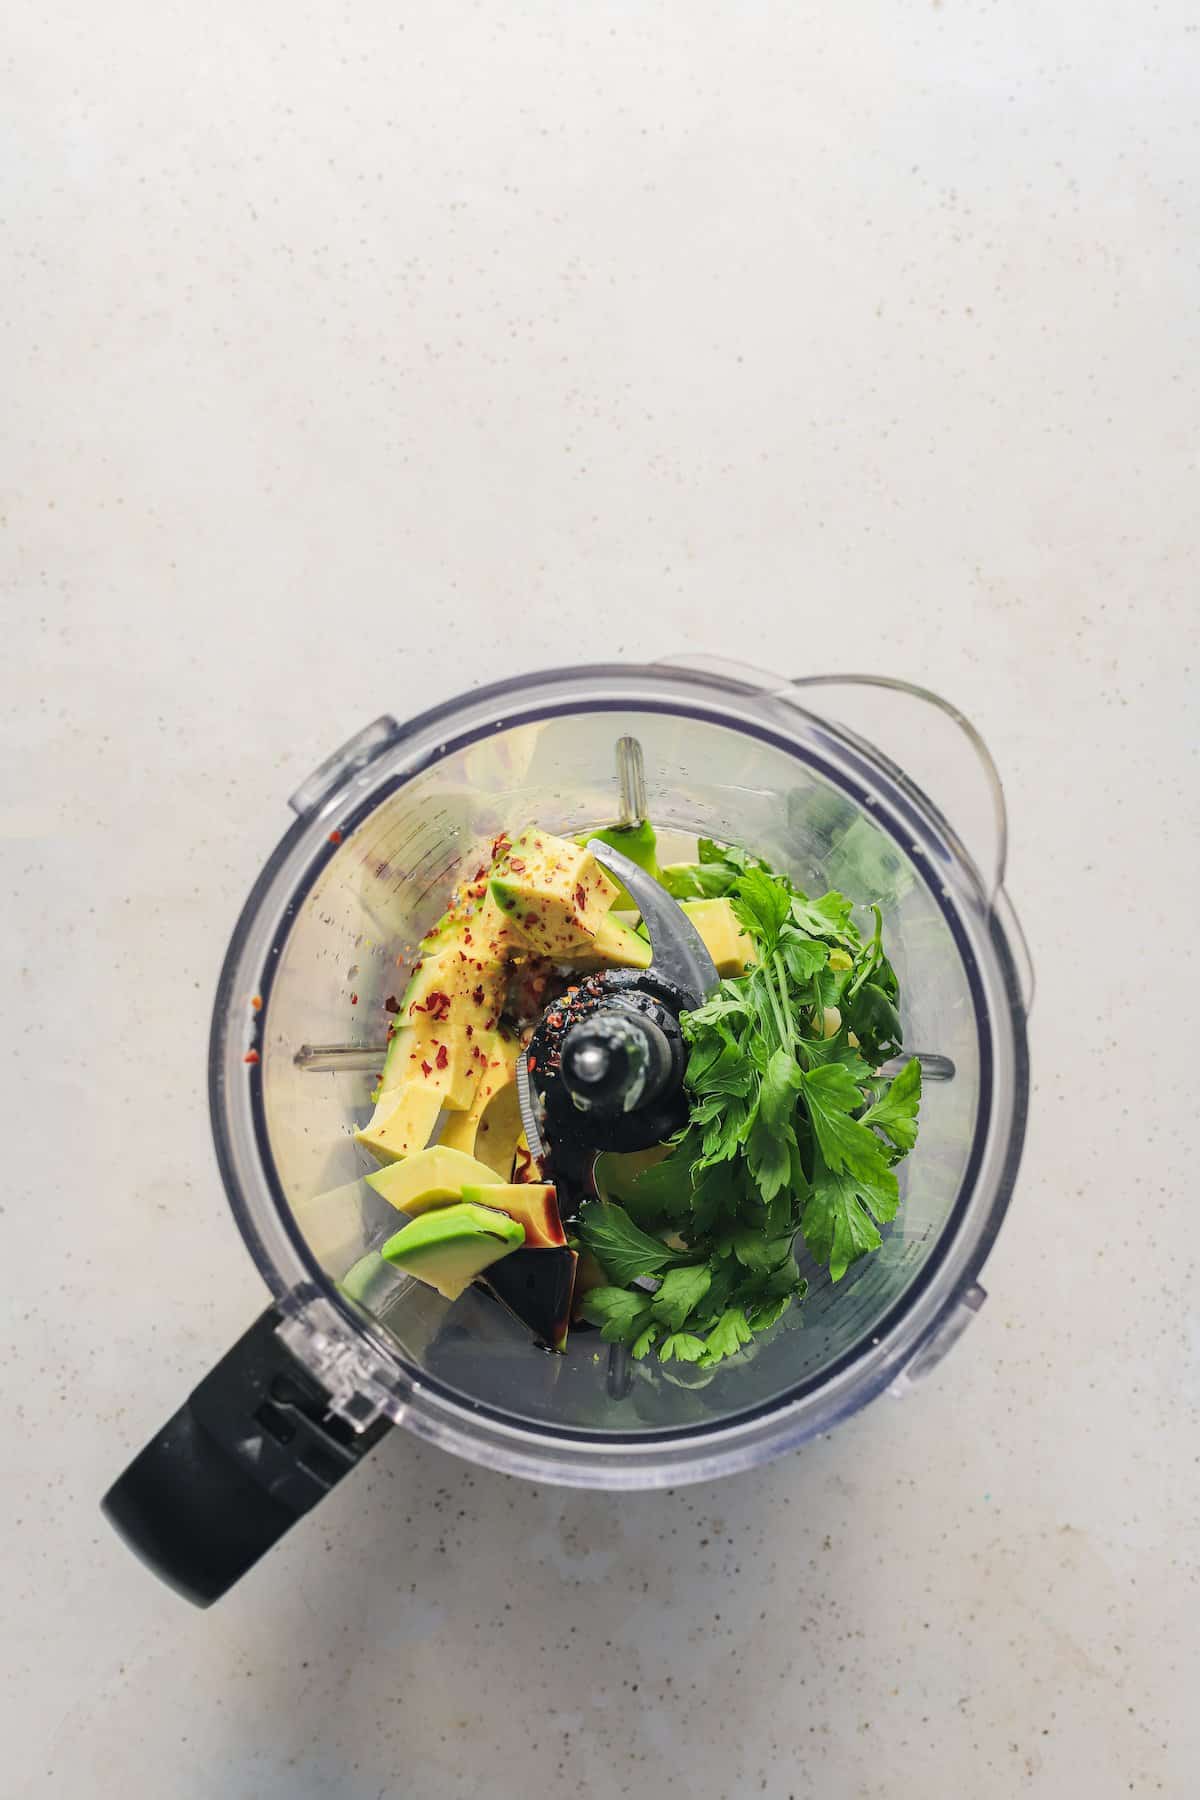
[578,838,921,1367]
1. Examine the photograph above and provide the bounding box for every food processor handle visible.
[101,1307,390,1607]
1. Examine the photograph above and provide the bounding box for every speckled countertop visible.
[3,4,1197,1795]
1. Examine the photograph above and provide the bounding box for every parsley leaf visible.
[860,1056,922,1156]
[845,981,902,1063]
[730,866,792,951]
[698,1307,754,1367]
[800,1151,900,1281]
[650,1264,714,1332]
[778,930,829,984]
[790,890,859,942]
[661,862,737,899]
[578,1287,655,1344]
[658,1331,707,1364]
[745,1046,803,1202]
[574,1201,696,1286]
[798,1063,885,1178]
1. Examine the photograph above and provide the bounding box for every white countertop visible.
[4,4,1197,1795]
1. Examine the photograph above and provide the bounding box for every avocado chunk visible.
[366,1145,503,1215]
[576,821,659,908]
[481,1246,578,1351]
[489,827,619,957]
[680,897,756,976]
[460,1181,566,1249]
[556,911,652,971]
[380,1201,524,1300]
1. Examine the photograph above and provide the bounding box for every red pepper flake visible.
[421,1060,432,1078]
[384,994,401,1014]
[328,829,343,846]
[524,913,539,929]
[508,858,527,874]
[410,990,452,1022]
[472,985,485,1006]
[435,1044,449,1071]
[527,1055,538,1072]
[574,884,586,910]
[350,993,358,1005]
[243,1049,260,1065]
[484,1016,496,1030]
[547,1010,563,1029]
[465,1023,474,1039]
[250,994,263,1012]
[463,930,473,945]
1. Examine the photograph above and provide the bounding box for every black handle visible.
[101,1307,391,1606]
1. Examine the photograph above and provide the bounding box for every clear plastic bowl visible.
[209,658,1031,1488]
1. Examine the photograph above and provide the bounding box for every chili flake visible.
[328,829,343,846]
[243,1049,260,1065]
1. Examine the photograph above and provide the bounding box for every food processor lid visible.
[208,660,1031,1479]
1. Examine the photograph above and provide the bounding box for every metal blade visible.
[586,839,719,1006]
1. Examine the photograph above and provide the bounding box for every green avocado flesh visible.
[576,821,659,908]
[380,1201,524,1301]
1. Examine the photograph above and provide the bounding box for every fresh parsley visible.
[577,838,922,1368]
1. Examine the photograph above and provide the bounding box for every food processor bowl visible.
[103,659,1031,1603]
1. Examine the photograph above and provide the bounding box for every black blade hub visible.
[526,968,692,1159]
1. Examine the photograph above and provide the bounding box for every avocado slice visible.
[380,1201,524,1300]
[366,1145,503,1214]
[460,1181,566,1249]
[354,1082,444,1164]
[439,1079,524,1177]
[372,943,507,1113]
[435,1026,523,1175]
[481,1246,578,1351]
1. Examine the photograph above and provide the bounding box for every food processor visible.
[102,658,1032,1605]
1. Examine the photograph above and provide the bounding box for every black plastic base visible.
[102,1307,390,1606]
